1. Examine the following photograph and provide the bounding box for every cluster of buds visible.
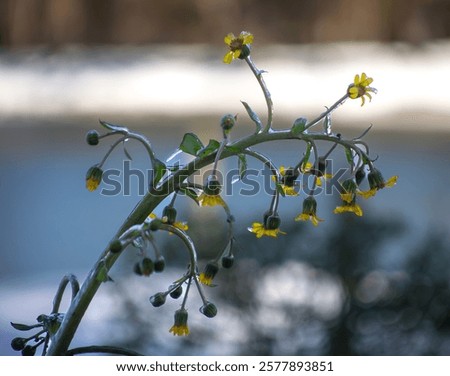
[10,314,64,356]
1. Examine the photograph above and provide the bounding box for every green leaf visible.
[237,154,247,180]
[291,117,308,135]
[179,133,204,156]
[197,139,220,158]
[299,144,312,167]
[241,101,262,133]
[152,159,167,186]
[99,119,129,133]
[10,322,41,331]
[345,147,354,165]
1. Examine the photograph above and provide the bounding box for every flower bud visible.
[11,337,27,351]
[154,257,166,272]
[21,345,36,356]
[281,167,298,187]
[199,262,219,286]
[203,176,222,196]
[169,285,183,299]
[340,179,357,203]
[355,166,366,186]
[310,157,327,177]
[109,239,123,254]
[368,168,386,190]
[85,166,103,192]
[162,206,177,225]
[133,262,143,276]
[140,258,154,276]
[86,130,100,146]
[149,293,166,307]
[264,213,281,230]
[200,302,218,318]
[221,254,234,269]
[220,114,236,132]
[302,195,318,214]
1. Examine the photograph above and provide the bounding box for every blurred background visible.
[1,0,449,356]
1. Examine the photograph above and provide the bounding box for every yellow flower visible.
[295,196,324,226]
[199,262,219,286]
[198,192,226,207]
[339,179,358,203]
[347,73,376,106]
[272,166,299,196]
[148,213,188,232]
[358,171,398,199]
[223,31,254,64]
[334,202,363,217]
[248,222,286,238]
[85,166,103,192]
[173,221,189,231]
[301,162,332,187]
[169,309,189,336]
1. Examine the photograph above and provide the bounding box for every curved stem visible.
[304,94,348,131]
[245,57,273,132]
[159,224,197,276]
[211,137,228,177]
[51,274,80,314]
[98,136,127,168]
[45,127,370,356]
[66,346,142,356]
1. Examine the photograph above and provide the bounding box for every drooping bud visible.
[162,206,177,225]
[169,285,183,299]
[11,337,27,351]
[367,168,386,190]
[140,258,154,276]
[85,166,103,192]
[203,175,222,196]
[200,302,218,318]
[154,257,166,272]
[149,293,166,307]
[355,166,366,186]
[264,213,281,230]
[86,130,100,146]
[221,254,234,269]
[21,345,36,356]
[199,262,219,286]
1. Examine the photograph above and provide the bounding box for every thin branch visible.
[66,346,143,356]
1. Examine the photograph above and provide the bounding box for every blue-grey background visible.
[1,0,450,356]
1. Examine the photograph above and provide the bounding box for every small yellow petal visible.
[241,32,254,45]
[232,50,241,59]
[224,33,235,45]
[357,189,377,199]
[223,51,234,64]
[385,176,398,187]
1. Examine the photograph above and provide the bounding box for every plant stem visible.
[45,127,365,355]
